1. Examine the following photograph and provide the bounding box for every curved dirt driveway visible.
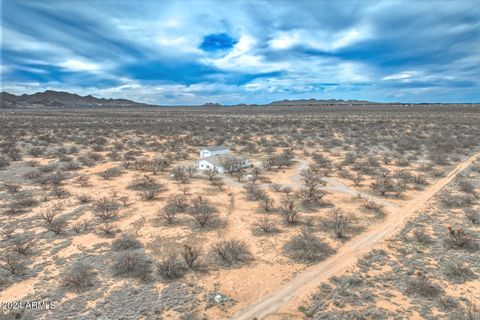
[232,151,480,320]
[224,159,397,207]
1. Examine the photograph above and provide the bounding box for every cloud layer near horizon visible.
[1,0,479,104]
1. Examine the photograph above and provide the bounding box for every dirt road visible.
[232,151,480,320]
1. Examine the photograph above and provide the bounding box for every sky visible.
[1,0,479,105]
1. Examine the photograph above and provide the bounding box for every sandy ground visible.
[232,151,480,320]
[1,146,477,320]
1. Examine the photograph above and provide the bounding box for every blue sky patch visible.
[200,33,238,52]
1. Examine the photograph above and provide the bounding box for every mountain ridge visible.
[0,90,154,108]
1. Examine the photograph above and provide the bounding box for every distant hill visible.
[0,90,154,108]
[266,98,378,106]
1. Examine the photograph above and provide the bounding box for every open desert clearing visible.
[232,151,480,320]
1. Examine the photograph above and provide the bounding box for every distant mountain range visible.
[0,90,154,108]
[1,90,475,109]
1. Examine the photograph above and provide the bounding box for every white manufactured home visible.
[198,146,249,173]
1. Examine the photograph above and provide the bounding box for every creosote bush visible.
[405,272,441,297]
[112,250,152,281]
[213,239,252,266]
[112,233,143,251]
[62,261,96,291]
[284,228,334,263]
[157,253,185,280]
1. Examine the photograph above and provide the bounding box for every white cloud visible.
[202,34,287,73]
[382,70,421,81]
[269,26,372,52]
[58,59,102,72]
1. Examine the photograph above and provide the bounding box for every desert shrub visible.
[46,218,68,235]
[13,192,38,208]
[443,261,474,283]
[128,174,162,191]
[280,196,299,224]
[352,173,364,186]
[259,194,275,212]
[458,179,476,194]
[189,196,218,227]
[77,193,93,203]
[160,203,180,224]
[51,186,70,198]
[157,253,185,280]
[93,196,119,220]
[323,208,354,238]
[112,233,143,251]
[243,182,266,201]
[445,226,471,248]
[0,156,11,169]
[47,171,69,186]
[3,183,21,194]
[72,220,89,233]
[62,261,96,291]
[213,239,252,266]
[171,166,190,183]
[464,208,479,224]
[10,237,34,255]
[370,177,396,196]
[449,300,480,320]
[257,214,275,233]
[138,184,162,200]
[298,166,326,207]
[405,273,441,297]
[98,222,119,237]
[361,199,384,214]
[99,167,123,180]
[284,228,334,263]
[442,194,475,207]
[76,174,90,187]
[2,228,15,241]
[412,229,432,244]
[413,173,429,186]
[119,195,130,207]
[182,244,202,269]
[112,250,152,280]
[0,253,26,275]
[270,183,282,192]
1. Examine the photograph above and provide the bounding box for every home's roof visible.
[201,145,229,152]
[199,155,245,167]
